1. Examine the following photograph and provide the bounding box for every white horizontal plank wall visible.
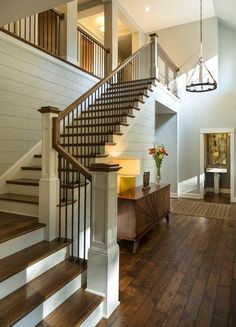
[107,97,156,185]
[0,31,98,176]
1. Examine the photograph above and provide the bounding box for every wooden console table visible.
[117,183,170,253]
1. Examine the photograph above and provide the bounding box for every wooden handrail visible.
[158,44,179,72]
[58,40,153,120]
[50,8,64,19]
[77,26,109,53]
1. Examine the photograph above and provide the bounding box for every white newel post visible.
[87,163,120,318]
[38,106,60,241]
[149,33,159,79]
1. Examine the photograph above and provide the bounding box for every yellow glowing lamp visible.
[110,158,140,193]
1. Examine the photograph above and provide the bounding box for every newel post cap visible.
[90,163,121,173]
[38,106,60,114]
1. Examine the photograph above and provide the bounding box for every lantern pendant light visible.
[186,0,217,92]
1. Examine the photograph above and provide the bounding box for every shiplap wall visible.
[0,31,98,176]
[107,97,156,185]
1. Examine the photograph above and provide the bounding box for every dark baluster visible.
[64,160,69,241]
[58,155,62,241]
[83,181,87,260]
[71,163,75,259]
[77,171,81,259]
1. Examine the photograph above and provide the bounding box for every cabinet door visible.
[135,192,159,235]
[157,186,170,219]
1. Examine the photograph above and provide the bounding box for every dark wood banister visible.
[57,40,153,120]
[52,39,154,179]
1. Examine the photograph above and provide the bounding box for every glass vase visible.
[156,166,161,184]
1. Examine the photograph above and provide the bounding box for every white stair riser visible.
[21,170,42,180]
[81,109,135,118]
[60,145,106,154]
[0,201,38,217]
[65,124,127,134]
[0,227,44,259]
[71,116,132,125]
[0,246,70,299]
[81,301,104,327]
[6,184,39,196]
[14,271,87,327]
[95,96,144,103]
[60,135,114,144]
[101,91,148,98]
[89,100,140,109]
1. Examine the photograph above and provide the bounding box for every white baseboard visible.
[171,193,179,198]
[205,187,230,194]
[179,193,202,200]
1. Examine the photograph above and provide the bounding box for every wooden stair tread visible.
[74,154,108,159]
[82,107,139,114]
[75,113,135,120]
[106,86,153,93]
[37,288,103,327]
[6,178,39,186]
[110,77,156,86]
[0,239,71,283]
[66,122,129,128]
[21,166,42,171]
[60,131,123,137]
[61,142,116,147]
[94,98,145,104]
[0,260,86,327]
[0,211,44,244]
[0,193,39,204]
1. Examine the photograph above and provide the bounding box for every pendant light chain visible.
[200,0,203,58]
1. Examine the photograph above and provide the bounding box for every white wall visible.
[155,20,236,200]
[0,31,98,176]
[155,111,178,195]
[156,17,218,75]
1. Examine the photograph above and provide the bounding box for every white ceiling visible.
[119,0,215,32]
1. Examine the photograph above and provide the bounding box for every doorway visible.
[200,128,235,203]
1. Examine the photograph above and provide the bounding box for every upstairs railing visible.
[1,9,63,56]
[158,44,179,96]
[77,26,109,79]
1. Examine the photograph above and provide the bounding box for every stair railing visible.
[1,9,64,56]
[52,34,179,261]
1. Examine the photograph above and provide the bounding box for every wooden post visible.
[86,163,120,318]
[38,106,60,241]
[149,33,159,79]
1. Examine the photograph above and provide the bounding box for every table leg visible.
[166,214,169,223]
[133,241,139,254]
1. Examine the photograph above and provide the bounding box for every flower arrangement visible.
[149,145,168,182]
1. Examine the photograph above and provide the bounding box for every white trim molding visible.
[199,128,235,203]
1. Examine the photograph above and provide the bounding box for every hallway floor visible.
[204,192,231,204]
[97,213,236,327]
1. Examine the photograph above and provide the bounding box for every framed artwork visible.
[207,133,227,166]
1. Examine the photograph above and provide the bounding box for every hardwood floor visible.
[97,213,236,327]
[204,192,230,204]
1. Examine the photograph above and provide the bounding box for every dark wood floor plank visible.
[96,213,236,327]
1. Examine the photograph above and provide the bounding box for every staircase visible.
[0,34,178,326]
[0,211,103,326]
